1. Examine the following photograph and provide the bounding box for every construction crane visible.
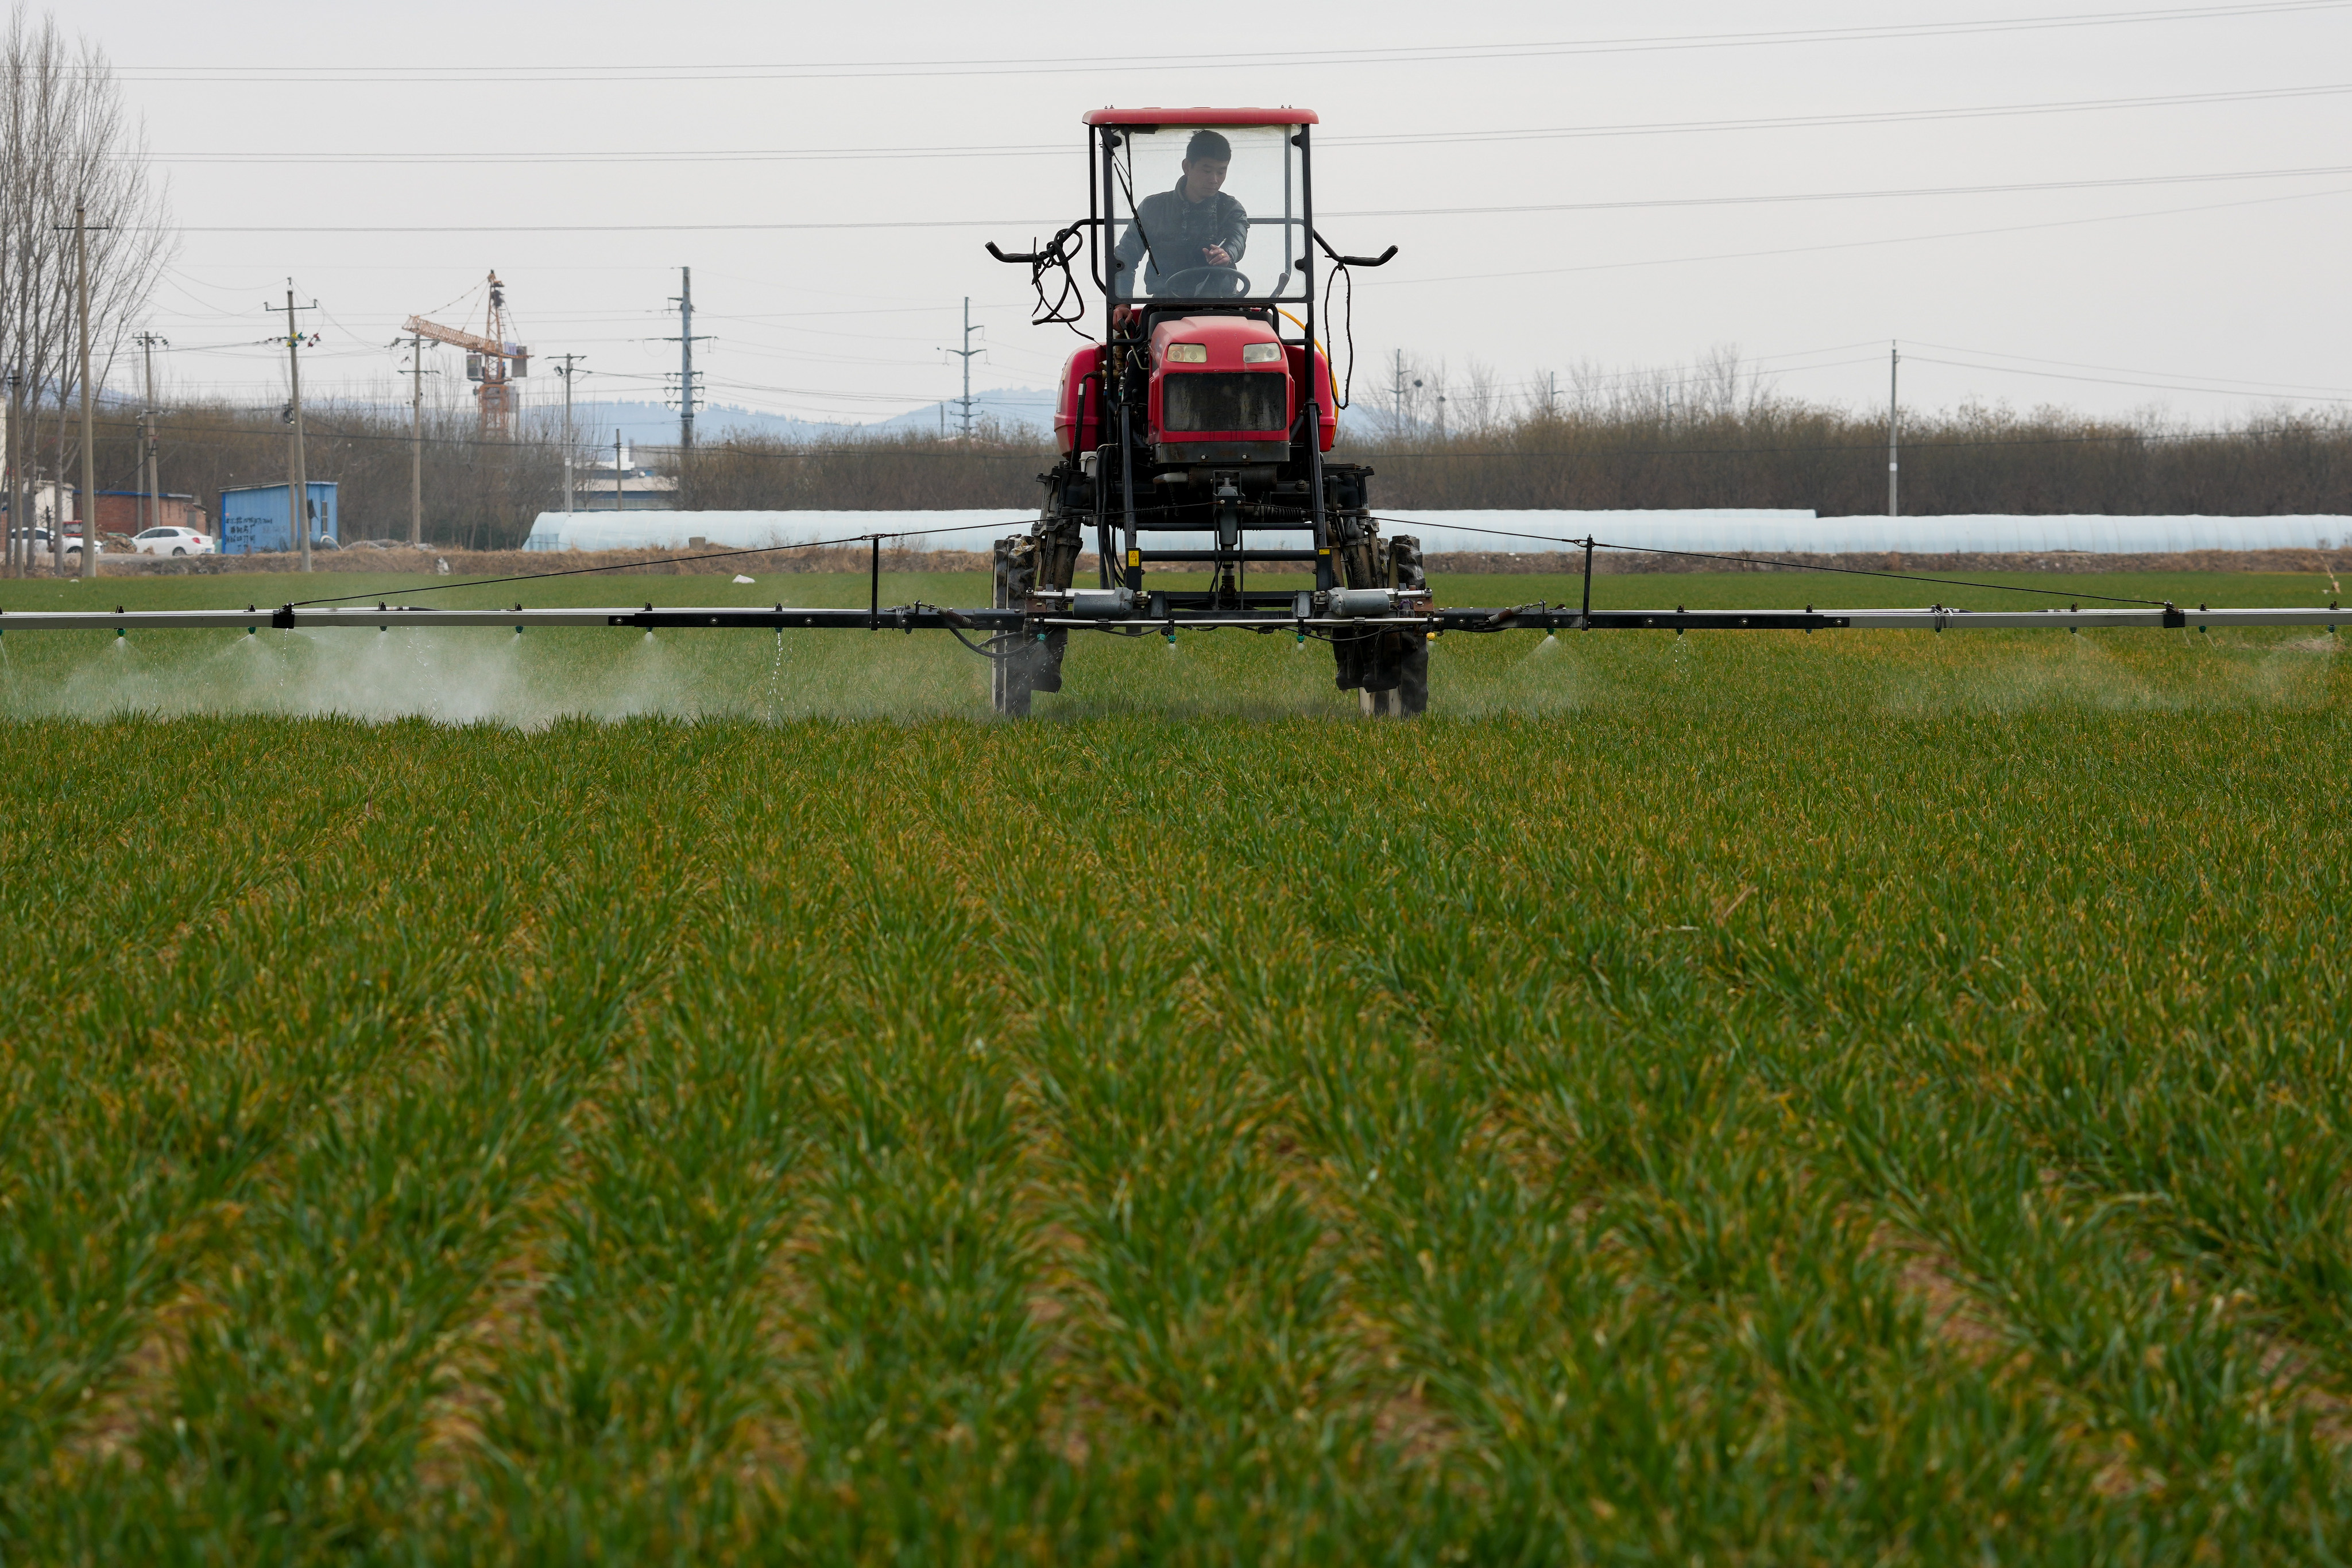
[404,271,528,437]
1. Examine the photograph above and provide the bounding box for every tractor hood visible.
[1149,315,1284,370]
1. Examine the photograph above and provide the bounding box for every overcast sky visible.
[85,0,2352,432]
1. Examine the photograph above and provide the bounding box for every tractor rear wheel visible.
[991,537,1035,718]
[1357,633,1429,717]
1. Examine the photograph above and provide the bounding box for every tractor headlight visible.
[1240,342,1282,365]
[1163,342,1208,364]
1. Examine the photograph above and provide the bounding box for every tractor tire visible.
[995,658,1035,718]
[993,494,1084,715]
[1357,634,1429,717]
[991,537,1035,718]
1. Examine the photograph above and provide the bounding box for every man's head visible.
[1181,129,1231,202]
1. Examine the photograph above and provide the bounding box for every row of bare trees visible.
[1348,347,1769,442]
[1339,349,2351,517]
[75,387,2352,555]
[1,6,170,573]
[682,405,2352,518]
[676,421,1046,513]
[114,405,1040,548]
[57,338,2352,553]
[72,398,570,552]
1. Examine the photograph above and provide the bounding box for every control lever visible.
[1310,234,1399,268]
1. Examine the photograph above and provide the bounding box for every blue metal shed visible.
[219,482,339,555]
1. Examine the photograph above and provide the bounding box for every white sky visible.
[87,0,2352,431]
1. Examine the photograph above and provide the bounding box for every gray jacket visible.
[1112,180,1250,297]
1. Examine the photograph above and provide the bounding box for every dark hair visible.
[1185,130,1232,164]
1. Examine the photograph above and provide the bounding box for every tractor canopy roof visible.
[1084,107,1318,127]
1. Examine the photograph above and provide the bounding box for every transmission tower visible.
[941,299,985,439]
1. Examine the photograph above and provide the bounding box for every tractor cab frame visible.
[987,107,1423,715]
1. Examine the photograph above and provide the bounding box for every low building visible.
[4,482,74,529]
[94,491,202,534]
[220,482,341,555]
[570,440,676,512]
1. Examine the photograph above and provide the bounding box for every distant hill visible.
[529,392,1057,448]
[571,401,834,447]
[870,388,1057,438]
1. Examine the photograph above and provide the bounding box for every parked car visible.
[130,525,216,556]
[5,526,102,558]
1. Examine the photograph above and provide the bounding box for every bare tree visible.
[1457,357,1506,436]
[1,6,169,574]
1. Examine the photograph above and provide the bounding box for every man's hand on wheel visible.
[1201,245,1232,266]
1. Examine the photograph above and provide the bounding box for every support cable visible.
[285,521,1004,607]
[1369,516,2173,606]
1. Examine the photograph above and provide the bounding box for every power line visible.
[1369,180,2352,287]
[140,162,2352,235]
[1335,82,2352,146]
[1904,354,2352,402]
[1902,339,2352,396]
[1473,339,2352,403]
[1341,162,2352,219]
[153,217,1058,235]
[127,82,2352,165]
[108,2,2352,82]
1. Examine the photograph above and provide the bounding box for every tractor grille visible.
[1163,372,1287,433]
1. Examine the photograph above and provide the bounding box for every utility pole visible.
[136,331,167,537]
[6,371,24,579]
[676,268,695,451]
[1548,370,1558,416]
[613,430,623,512]
[664,268,711,485]
[1391,350,1406,427]
[409,328,424,548]
[1886,341,1900,518]
[75,203,97,581]
[280,284,314,570]
[3,371,16,579]
[554,354,586,514]
[941,298,984,439]
[2,212,9,578]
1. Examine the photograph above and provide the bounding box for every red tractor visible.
[987,107,1422,716]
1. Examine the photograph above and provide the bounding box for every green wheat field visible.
[1,567,2346,1563]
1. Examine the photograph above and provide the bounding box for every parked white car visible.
[131,525,216,556]
[6,527,102,558]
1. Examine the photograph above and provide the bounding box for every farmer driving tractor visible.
[1112,129,1250,297]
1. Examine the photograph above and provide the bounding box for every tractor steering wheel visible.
[1155,264,1253,299]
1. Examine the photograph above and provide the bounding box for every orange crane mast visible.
[404,271,528,437]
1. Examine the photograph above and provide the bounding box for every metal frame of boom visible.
[2,603,2342,635]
